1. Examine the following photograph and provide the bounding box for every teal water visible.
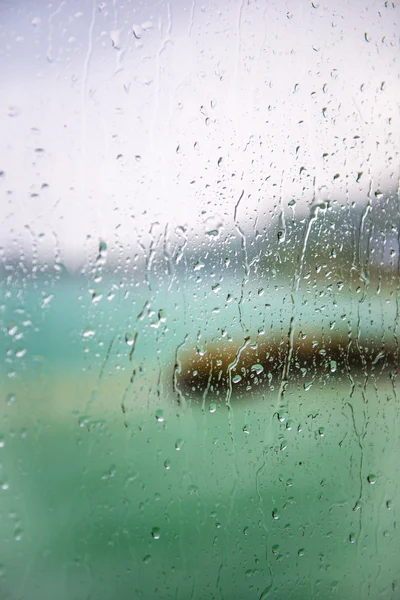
[1,272,399,599]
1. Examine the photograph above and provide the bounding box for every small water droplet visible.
[125,332,136,346]
[386,499,392,510]
[143,554,151,564]
[272,509,279,520]
[298,548,305,557]
[155,409,164,422]
[82,328,95,339]
[164,459,171,470]
[251,364,264,375]
[6,394,15,406]
[277,410,287,423]
[8,106,21,118]
[232,374,242,384]
[209,403,217,413]
[367,474,376,484]
[193,261,205,271]
[7,324,18,336]
[91,292,102,304]
[277,229,285,243]
[151,527,161,540]
[303,381,313,391]
[41,294,54,308]
[175,438,184,451]
[98,240,107,254]
[349,532,356,543]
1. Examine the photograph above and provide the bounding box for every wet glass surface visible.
[1,1,399,598]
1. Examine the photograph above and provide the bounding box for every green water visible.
[1,273,399,599]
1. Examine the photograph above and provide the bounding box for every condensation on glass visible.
[0,1,399,598]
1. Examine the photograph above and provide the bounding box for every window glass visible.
[1,1,399,598]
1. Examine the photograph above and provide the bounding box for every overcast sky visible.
[0,0,398,270]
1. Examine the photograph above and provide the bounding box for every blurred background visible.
[1,1,400,599]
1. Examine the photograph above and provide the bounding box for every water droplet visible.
[386,499,392,510]
[7,324,18,336]
[82,328,95,339]
[151,527,161,540]
[143,554,151,564]
[209,403,216,413]
[91,292,102,304]
[272,509,279,520]
[232,374,242,384]
[330,360,337,373]
[298,548,305,557]
[155,409,164,423]
[303,381,313,391]
[251,364,264,375]
[367,474,377,484]
[175,438,184,451]
[6,394,15,406]
[125,332,136,346]
[41,294,54,308]
[193,261,205,271]
[31,16,41,26]
[349,532,356,543]
[164,459,171,470]
[98,240,107,254]
[8,106,21,118]
[277,410,287,423]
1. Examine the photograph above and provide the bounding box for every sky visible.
[0,0,399,271]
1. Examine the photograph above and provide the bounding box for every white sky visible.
[0,0,399,270]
